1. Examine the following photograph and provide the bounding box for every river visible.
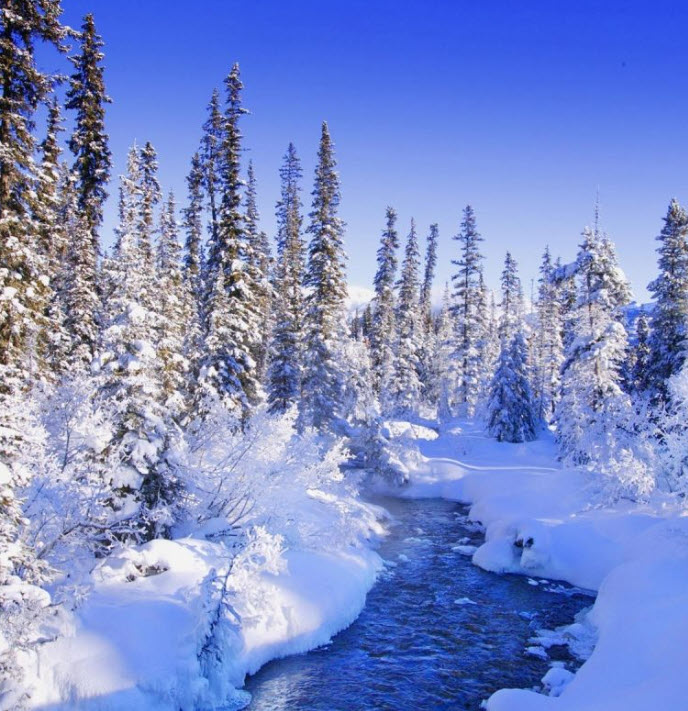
[244,496,591,710]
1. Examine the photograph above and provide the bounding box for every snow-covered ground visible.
[16,421,386,711]
[397,420,688,711]
[26,539,381,711]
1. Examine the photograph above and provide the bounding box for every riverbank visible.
[397,420,688,710]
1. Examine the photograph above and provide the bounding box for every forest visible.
[2,3,688,711]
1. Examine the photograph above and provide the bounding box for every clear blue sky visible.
[53,0,688,303]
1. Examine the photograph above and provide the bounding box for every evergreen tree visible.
[182,152,204,306]
[418,223,439,406]
[156,192,192,419]
[244,160,271,384]
[475,273,497,410]
[646,199,688,401]
[632,310,652,394]
[391,219,423,414]
[451,205,485,417]
[556,228,633,467]
[97,148,170,537]
[61,175,99,369]
[0,0,66,395]
[267,143,305,414]
[487,330,538,443]
[434,283,456,422]
[65,12,111,252]
[420,222,439,333]
[137,141,161,276]
[200,88,223,259]
[533,247,564,421]
[487,254,537,441]
[181,152,205,389]
[34,97,64,262]
[369,207,399,409]
[298,122,348,431]
[201,63,261,414]
[498,251,523,342]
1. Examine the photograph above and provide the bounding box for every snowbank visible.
[26,537,381,710]
[399,420,688,711]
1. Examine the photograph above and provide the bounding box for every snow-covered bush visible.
[172,404,382,552]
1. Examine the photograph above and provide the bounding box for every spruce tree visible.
[556,227,633,467]
[182,152,204,305]
[200,88,223,258]
[156,192,191,418]
[298,122,348,431]
[369,207,399,410]
[646,199,688,401]
[498,251,523,342]
[267,143,305,414]
[391,219,423,414]
[97,148,170,537]
[0,0,66,395]
[533,247,564,421]
[137,141,161,276]
[420,222,439,333]
[418,223,439,406]
[487,254,537,442]
[451,205,485,417]
[244,161,271,384]
[34,98,64,262]
[181,152,205,389]
[488,330,538,443]
[632,310,652,394]
[65,12,111,253]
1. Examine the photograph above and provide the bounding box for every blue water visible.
[244,497,591,710]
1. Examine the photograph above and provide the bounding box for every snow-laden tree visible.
[244,161,271,386]
[369,207,399,410]
[498,251,524,342]
[555,227,635,469]
[451,205,485,417]
[420,222,439,333]
[137,141,161,277]
[434,283,456,423]
[200,88,223,258]
[0,0,66,394]
[487,253,538,442]
[631,309,651,394]
[96,146,172,538]
[298,122,348,432]
[391,219,423,415]
[646,199,688,402]
[61,181,100,370]
[180,153,205,405]
[267,143,305,414]
[475,274,498,410]
[418,223,439,406]
[65,12,111,253]
[156,192,193,419]
[532,247,564,421]
[487,330,538,443]
[202,64,261,415]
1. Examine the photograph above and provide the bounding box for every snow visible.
[397,420,688,711]
[26,537,381,710]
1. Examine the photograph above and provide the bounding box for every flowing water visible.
[244,496,592,710]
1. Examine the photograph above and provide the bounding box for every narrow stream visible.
[244,497,592,710]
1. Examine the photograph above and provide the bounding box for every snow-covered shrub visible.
[172,405,382,552]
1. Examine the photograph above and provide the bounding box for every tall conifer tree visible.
[65,12,111,252]
[298,122,348,431]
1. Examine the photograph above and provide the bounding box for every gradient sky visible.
[50,0,688,303]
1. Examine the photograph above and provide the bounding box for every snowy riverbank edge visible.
[20,518,383,710]
[396,420,688,711]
